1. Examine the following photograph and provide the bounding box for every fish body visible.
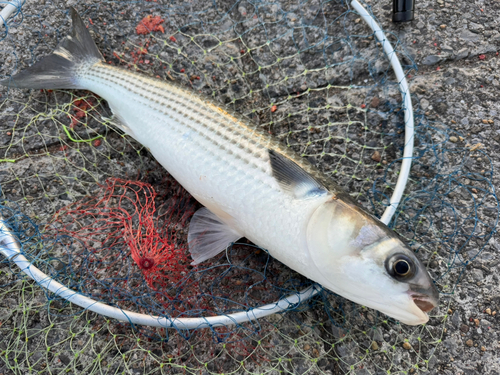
[83,63,333,274]
[1,8,439,325]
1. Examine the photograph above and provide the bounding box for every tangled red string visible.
[50,178,196,291]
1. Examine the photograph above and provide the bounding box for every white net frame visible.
[0,0,415,329]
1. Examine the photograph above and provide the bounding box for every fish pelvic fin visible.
[0,7,103,90]
[188,207,243,265]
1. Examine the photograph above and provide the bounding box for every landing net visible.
[0,0,498,374]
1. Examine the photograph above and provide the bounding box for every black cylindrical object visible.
[393,0,414,22]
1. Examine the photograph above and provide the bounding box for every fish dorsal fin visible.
[188,207,243,265]
[268,149,328,199]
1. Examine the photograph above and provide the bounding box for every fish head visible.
[306,198,439,325]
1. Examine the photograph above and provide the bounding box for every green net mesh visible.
[1,0,498,374]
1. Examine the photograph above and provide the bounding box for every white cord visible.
[0,1,22,29]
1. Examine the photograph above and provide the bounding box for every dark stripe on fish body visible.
[85,64,275,185]
[90,64,266,152]
[87,65,267,159]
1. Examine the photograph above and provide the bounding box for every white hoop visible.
[0,0,414,329]
[0,1,21,29]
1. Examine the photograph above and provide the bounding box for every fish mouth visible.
[410,293,438,314]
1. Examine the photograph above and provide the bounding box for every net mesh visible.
[0,0,498,374]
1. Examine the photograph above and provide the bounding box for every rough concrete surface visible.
[375,1,500,372]
[0,0,499,374]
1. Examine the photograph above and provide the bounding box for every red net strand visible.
[50,178,196,291]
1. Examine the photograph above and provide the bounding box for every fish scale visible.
[1,7,439,325]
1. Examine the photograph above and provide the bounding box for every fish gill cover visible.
[0,0,498,374]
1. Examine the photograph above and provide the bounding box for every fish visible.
[0,8,439,325]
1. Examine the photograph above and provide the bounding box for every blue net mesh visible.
[0,0,498,373]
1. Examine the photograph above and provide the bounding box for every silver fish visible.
[1,8,439,325]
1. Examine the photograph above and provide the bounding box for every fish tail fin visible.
[0,7,103,90]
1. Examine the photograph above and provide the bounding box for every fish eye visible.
[386,254,415,280]
[394,259,410,276]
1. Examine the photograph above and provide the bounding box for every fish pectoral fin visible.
[188,207,243,265]
[268,149,328,199]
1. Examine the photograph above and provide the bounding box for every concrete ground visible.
[0,0,499,374]
[375,1,500,372]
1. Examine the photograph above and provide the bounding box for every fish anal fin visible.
[268,149,328,199]
[188,207,243,265]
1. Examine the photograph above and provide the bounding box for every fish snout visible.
[408,282,439,314]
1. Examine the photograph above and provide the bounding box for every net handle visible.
[0,0,413,328]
